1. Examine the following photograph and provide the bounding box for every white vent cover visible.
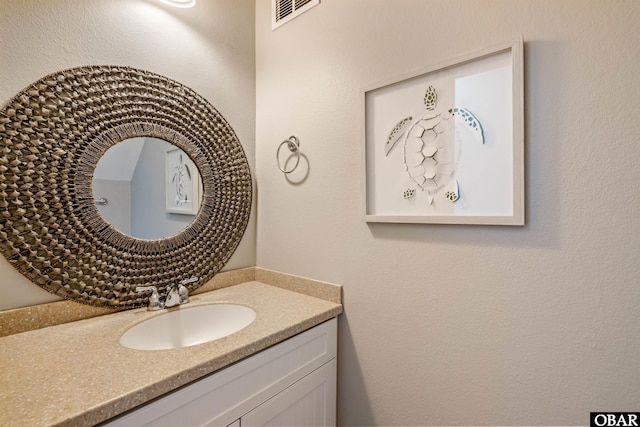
[272,0,320,30]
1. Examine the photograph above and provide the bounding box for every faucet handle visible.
[178,284,190,304]
[179,276,198,286]
[135,286,163,311]
[177,277,197,304]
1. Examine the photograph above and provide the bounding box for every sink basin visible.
[120,304,256,350]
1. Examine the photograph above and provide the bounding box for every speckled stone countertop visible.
[0,281,342,427]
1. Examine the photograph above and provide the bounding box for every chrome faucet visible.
[135,286,164,311]
[163,284,182,308]
[136,277,198,311]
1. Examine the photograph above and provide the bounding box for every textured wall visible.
[255,0,640,425]
[0,0,256,309]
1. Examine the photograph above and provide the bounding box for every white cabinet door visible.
[241,359,336,427]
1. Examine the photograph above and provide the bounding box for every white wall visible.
[0,0,256,309]
[93,179,133,235]
[255,1,640,425]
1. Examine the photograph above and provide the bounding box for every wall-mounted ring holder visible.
[276,136,300,174]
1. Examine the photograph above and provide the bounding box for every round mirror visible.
[93,137,203,240]
[0,66,252,309]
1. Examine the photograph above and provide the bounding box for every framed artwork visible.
[363,38,524,225]
[165,148,201,215]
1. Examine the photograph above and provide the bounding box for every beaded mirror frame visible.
[0,66,252,309]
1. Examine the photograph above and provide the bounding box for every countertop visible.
[0,281,343,426]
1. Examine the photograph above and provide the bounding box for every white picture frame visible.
[165,148,201,215]
[363,38,524,225]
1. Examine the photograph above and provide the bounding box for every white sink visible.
[120,304,256,350]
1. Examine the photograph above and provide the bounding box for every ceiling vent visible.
[272,0,320,30]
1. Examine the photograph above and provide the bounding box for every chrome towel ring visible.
[276,135,300,174]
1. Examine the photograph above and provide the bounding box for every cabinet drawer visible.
[103,318,337,427]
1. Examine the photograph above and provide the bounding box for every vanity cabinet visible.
[103,318,337,427]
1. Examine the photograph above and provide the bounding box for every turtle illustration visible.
[385,85,484,206]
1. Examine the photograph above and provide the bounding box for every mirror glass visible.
[93,137,203,240]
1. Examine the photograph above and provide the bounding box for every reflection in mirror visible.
[93,137,203,240]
